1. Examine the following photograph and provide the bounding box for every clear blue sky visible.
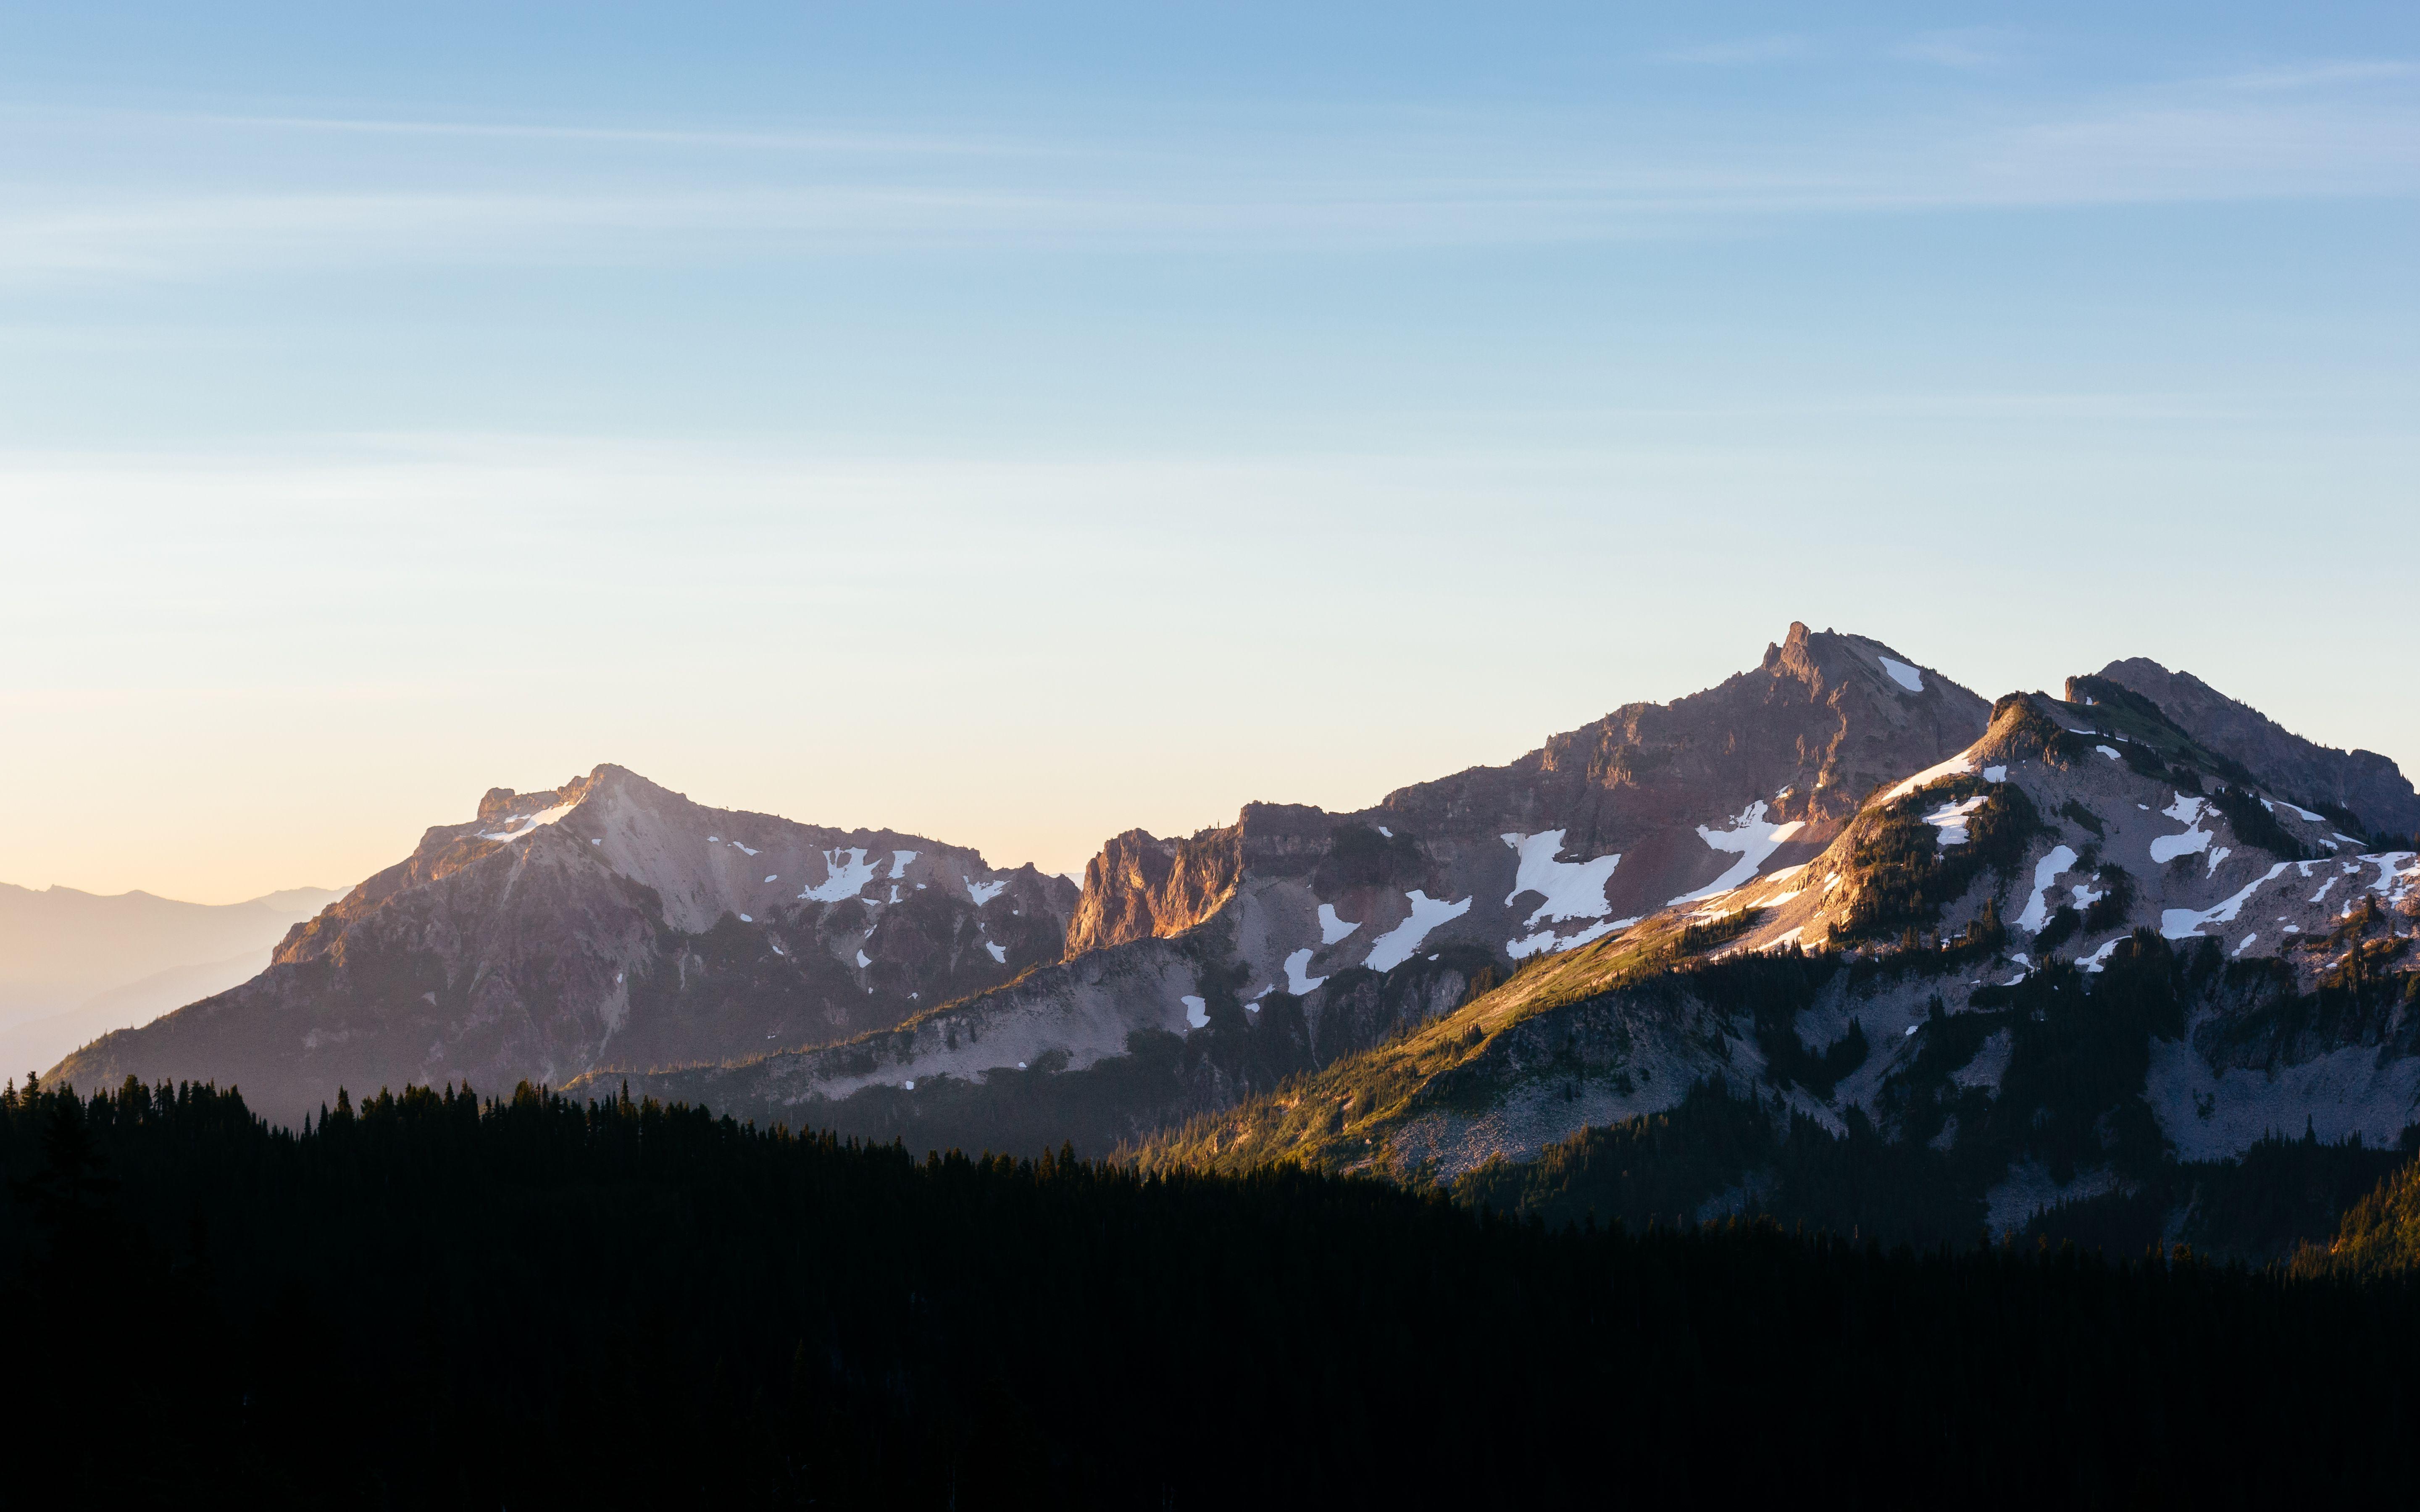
[3,2,2416,900]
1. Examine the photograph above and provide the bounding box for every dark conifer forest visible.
[10,1073,2420,1506]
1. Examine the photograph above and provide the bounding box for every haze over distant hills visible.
[0,883,340,1081]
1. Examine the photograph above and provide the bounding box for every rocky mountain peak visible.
[55,766,1079,1123]
[1518,625,1985,832]
[1060,625,1989,970]
[474,768,614,824]
[1761,619,1836,691]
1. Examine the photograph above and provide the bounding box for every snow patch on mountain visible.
[2015,846,2078,933]
[801,848,880,902]
[1506,916,1636,961]
[2160,863,2291,941]
[2364,853,2420,903]
[1878,656,1924,693]
[1923,795,1987,847]
[1365,892,1472,971]
[1670,802,1806,904]
[479,801,578,842]
[1284,948,1327,995]
[1501,830,1622,926]
[1883,753,1978,803]
[1318,904,1360,944]
[2148,795,2215,865]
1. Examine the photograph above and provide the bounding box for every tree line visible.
[11,1071,2420,1505]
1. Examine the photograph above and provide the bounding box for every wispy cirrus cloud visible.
[1649,34,1808,66]
[0,73,2415,285]
[1893,28,2023,71]
[198,111,1081,158]
[2205,60,2415,92]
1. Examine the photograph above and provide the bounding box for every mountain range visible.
[47,624,2420,1240]
[1132,664,2419,1237]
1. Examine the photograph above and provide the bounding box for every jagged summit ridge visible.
[585,626,1995,1149]
[1066,623,1989,963]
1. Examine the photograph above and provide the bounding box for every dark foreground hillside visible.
[8,1077,2420,1507]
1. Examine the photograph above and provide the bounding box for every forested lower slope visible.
[11,1074,2420,1505]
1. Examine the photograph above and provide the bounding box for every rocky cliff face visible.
[2089,658,2420,837]
[1068,622,1989,967]
[52,765,1077,1123]
[582,626,1993,1151]
[1065,826,1246,955]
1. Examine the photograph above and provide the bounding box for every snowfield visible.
[1883,752,1978,803]
[479,801,579,842]
[1506,916,1634,960]
[1923,795,1987,847]
[2148,795,2215,865]
[2015,846,2078,933]
[1501,830,1621,925]
[1878,656,1924,693]
[1365,891,1473,971]
[1670,802,1805,904]
[802,848,881,902]
[1284,948,1327,995]
[2160,863,2291,941]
